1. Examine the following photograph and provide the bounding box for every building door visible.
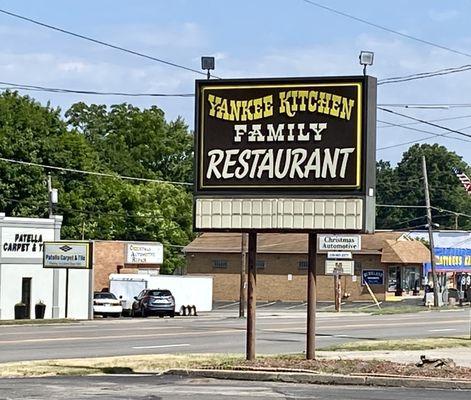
[21,277,32,319]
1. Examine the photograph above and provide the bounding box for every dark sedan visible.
[131,289,175,317]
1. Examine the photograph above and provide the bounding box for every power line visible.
[377,204,427,209]
[378,107,471,139]
[0,157,193,186]
[0,81,194,97]
[378,103,471,109]
[377,121,471,151]
[378,65,471,85]
[0,8,217,78]
[302,0,471,59]
[378,114,471,129]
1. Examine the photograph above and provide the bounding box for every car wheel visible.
[169,311,175,318]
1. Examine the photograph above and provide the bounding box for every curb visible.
[165,368,471,390]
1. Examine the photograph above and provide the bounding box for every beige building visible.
[184,232,430,302]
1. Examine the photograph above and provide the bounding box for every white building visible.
[0,213,91,320]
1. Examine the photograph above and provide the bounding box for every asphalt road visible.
[0,375,470,400]
[0,305,469,363]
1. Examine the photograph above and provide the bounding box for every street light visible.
[201,56,215,80]
[359,51,374,76]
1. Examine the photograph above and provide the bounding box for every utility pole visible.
[47,173,53,217]
[239,233,247,318]
[422,156,440,307]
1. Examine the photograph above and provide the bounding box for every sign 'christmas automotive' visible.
[195,76,376,195]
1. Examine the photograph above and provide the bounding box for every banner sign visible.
[318,234,361,251]
[361,269,384,285]
[423,247,471,273]
[126,243,163,264]
[195,76,375,194]
[43,242,91,269]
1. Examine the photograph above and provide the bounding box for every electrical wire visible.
[0,81,194,97]
[378,114,471,129]
[377,122,471,151]
[0,8,218,78]
[378,108,471,139]
[378,65,471,85]
[378,103,471,109]
[302,0,471,59]
[0,157,193,186]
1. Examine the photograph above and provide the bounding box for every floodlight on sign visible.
[201,56,215,79]
[359,51,374,66]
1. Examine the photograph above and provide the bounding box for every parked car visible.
[93,292,123,318]
[131,289,175,317]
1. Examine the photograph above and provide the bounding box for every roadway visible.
[0,305,469,363]
[0,375,470,400]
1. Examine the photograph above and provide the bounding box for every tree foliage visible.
[0,92,193,273]
[376,144,471,230]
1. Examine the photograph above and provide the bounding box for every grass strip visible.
[322,337,471,351]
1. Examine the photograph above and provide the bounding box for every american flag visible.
[452,167,471,195]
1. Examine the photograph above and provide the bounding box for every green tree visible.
[0,91,66,217]
[376,144,471,230]
[65,103,193,184]
[0,92,194,274]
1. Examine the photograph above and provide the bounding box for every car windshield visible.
[94,293,117,300]
[147,290,172,297]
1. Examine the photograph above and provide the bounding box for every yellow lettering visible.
[340,97,355,120]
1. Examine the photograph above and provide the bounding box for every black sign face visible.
[195,76,375,195]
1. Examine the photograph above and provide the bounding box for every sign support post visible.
[334,271,341,312]
[306,232,317,360]
[65,268,69,318]
[246,232,257,360]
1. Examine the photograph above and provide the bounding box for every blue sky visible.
[1,0,471,165]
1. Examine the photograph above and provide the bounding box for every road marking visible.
[216,302,240,309]
[257,301,278,308]
[261,319,468,332]
[132,344,190,349]
[286,302,307,310]
[428,328,457,332]
[0,329,245,345]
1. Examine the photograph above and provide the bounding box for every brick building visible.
[184,232,430,302]
[93,241,162,292]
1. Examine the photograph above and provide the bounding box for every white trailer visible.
[109,273,213,315]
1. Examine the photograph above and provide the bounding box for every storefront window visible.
[387,267,398,292]
[388,266,420,293]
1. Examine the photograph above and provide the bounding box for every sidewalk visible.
[318,348,471,367]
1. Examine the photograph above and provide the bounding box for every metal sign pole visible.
[306,232,317,359]
[246,232,257,360]
[65,267,69,318]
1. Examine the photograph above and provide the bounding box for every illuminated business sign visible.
[194,76,376,232]
[196,76,375,194]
